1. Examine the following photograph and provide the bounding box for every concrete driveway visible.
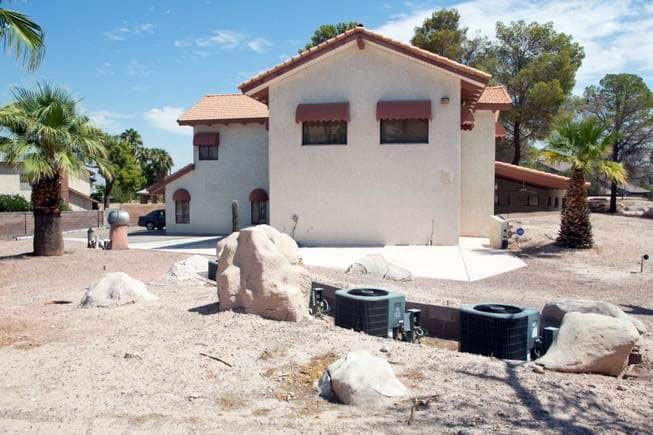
[88,230,525,282]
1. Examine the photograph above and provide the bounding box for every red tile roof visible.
[495,161,580,190]
[477,86,512,111]
[238,27,491,102]
[177,94,268,126]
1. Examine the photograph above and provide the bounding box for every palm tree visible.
[0,3,45,71]
[120,128,144,157]
[140,147,173,186]
[0,83,109,256]
[541,118,627,248]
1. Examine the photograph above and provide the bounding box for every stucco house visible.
[0,163,98,210]
[153,27,512,246]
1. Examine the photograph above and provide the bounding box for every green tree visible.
[139,147,173,187]
[541,118,626,248]
[583,74,653,212]
[411,9,491,66]
[0,2,44,71]
[302,22,360,52]
[97,134,144,208]
[0,83,108,256]
[487,21,584,165]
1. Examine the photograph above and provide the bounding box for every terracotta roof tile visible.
[177,94,268,125]
[495,161,585,190]
[477,86,512,110]
[238,27,491,97]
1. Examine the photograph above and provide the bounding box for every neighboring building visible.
[156,27,512,245]
[494,161,571,214]
[0,163,98,210]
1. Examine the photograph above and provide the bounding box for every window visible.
[302,121,347,145]
[199,145,219,160]
[175,200,190,224]
[554,197,560,208]
[251,201,267,225]
[380,119,428,144]
[528,195,539,207]
[547,196,552,208]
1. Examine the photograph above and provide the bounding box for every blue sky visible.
[2,0,652,173]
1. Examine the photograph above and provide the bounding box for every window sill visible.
[380,142,429,145]
[302,143,348,146]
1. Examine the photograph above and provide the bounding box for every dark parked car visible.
[138,209,165,230]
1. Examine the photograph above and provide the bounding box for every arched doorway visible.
[249,188,268,225]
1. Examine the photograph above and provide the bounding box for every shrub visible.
[0,194,32,212]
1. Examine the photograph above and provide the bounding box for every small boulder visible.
[166,255,210,283]
[643,207,653,219]
[542,299,646,335]
[346,254,413,282]
[536,312,640,377]
[318,350,409,407]
[80,272,157,308]
[216,225,311,321]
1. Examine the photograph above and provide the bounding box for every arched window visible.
[249,188,269,225]
[173,189,190,224]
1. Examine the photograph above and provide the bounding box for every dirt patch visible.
[264,352,338,404]
[0,317,45,349]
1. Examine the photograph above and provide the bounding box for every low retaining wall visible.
[315,282,461,340]
[0,211,104,240]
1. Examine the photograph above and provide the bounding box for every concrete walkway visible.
[67,231,526,282]
[300,237,525,282]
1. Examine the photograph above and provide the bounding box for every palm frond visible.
[0,8,45,71]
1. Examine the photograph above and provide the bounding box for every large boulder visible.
[80,272,157,308]
[317,350,409,407]
[542,299,646,335]
[536,312,640,376]
[216,225,311,321]
[346,254,413,282]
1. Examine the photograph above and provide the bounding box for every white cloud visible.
[374,0,653,92]
[105,22,155,41]
[144,107,191,136]
[178,30,272,55]
[196,30,244,49]
[88,110,134,133]
[127,59,152,78]
[247,37,272,53]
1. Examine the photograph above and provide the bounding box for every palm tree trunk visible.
[557,167,593,248]
[609,180,618,213]
[512,121,521,165]
[104,180,113,209]
[31,174,64,256]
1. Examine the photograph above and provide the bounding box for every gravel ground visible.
[0,212,652,433]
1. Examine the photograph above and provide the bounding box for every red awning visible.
[173,189,191,201]
[376,100,431,120]
[249,188,269,202]
[461,108,475,130]
[295,102,350,123]
[495,122,507,139]
[193,132,219,146]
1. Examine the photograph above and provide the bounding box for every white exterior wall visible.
[268,42,462,246]
[165,123,268,234]
[0,164,29,200]
[68,172,92,196]
[460,110,496,237]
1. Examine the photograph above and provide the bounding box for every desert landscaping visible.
[1,212,651,433]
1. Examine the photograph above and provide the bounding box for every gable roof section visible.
[147,163,195,195]
[177,94,268,126]
[238,27,491,103]
[477,86,512,111]
[495,161,576,190]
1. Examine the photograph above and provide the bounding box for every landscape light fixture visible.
[440,96,450,104]
[641,254,649,273]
